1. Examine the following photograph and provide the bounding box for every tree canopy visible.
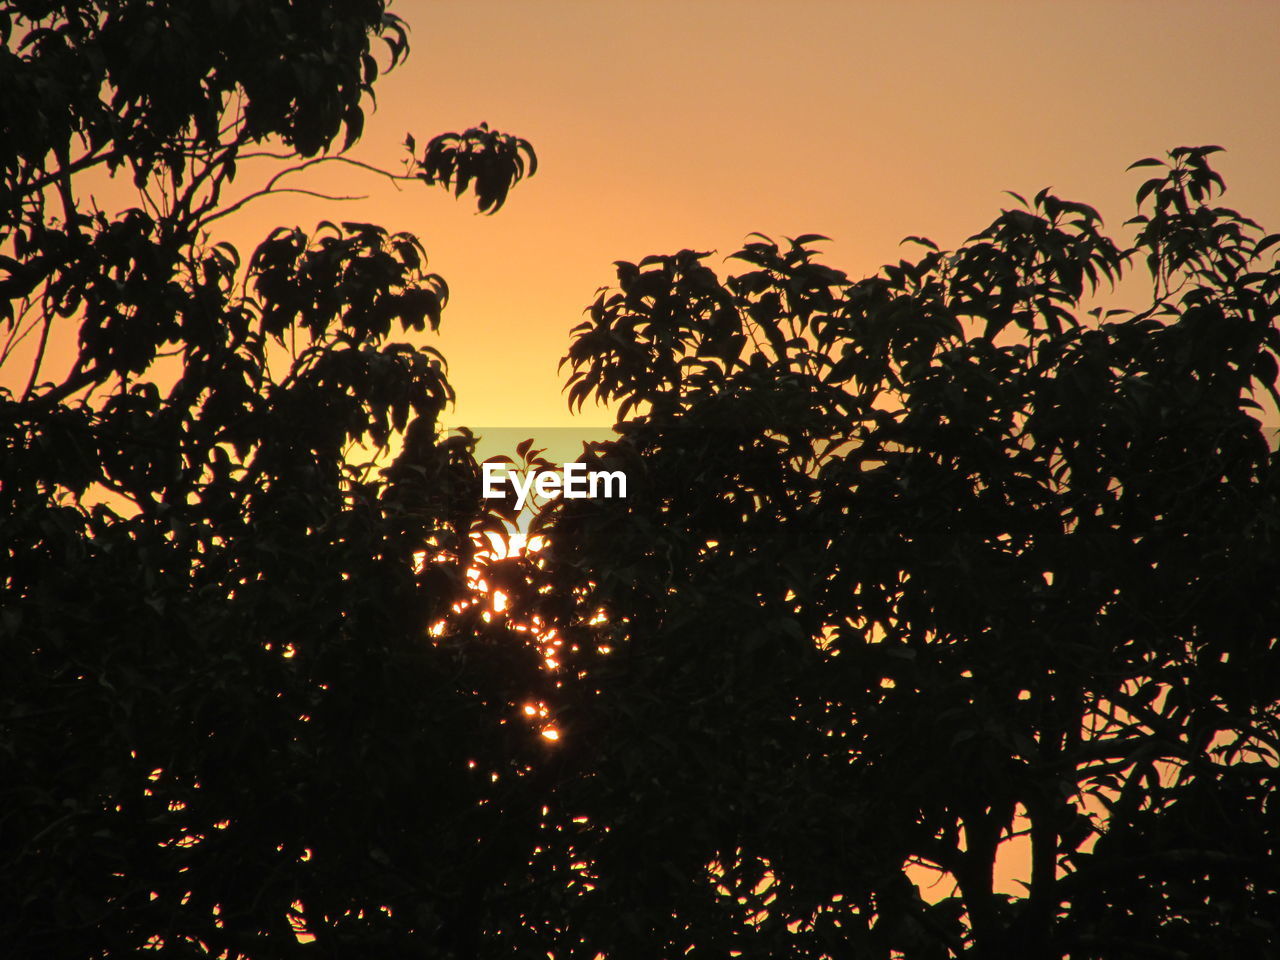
[3,2,1280,959]
[528,147,1280,959]
[2,1,544,955]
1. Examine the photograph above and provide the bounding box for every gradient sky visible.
[15,1,1279,429]
[10,0,1277,900]
[209,0,1280,429]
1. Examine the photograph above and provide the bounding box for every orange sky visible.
[272,0,1280,429]
[11,0,1280,429]
[9,0,1277,901]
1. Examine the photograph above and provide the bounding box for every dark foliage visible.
[528,147,1280,959]
[1,2,544,956]
[6,2,1280,958]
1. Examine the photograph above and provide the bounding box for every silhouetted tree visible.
[1,2,545,956]
[531,147,1280,960]
[8,5,1280,957]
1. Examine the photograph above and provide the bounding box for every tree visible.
[1,2,546,956]
[529,147,1280,959]
[7,5,1279,956]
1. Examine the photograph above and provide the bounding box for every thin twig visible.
[1,299,41,369]
[262,154,418,192]
[20,314,53,401]
[201,187,370,228]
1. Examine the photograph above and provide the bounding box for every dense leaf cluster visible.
[413,122,538,215]
[4,2,1279,958]
[2,2,545,956]
[532,147,1280,959]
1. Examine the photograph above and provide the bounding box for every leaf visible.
[901,235,940,251]
[1254,233,1280,258]
[1135,177,1163,208]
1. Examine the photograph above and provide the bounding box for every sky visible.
[8,0,1277,903]
[297,3,1279,891]
[11,1,1279,429]
[200,0,1280,430]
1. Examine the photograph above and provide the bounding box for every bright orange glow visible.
[290,899,314,944]
[14,4,1273,431]
[7,5,1279,943]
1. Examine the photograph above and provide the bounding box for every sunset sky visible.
[245,0,1277,896]
[12,1,1280,432]
[224,0,1280,430]
[6,0,1278,919]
